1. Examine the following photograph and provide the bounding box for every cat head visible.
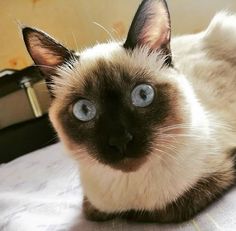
[22,0,197,172]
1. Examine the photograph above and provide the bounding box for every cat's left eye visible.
[131,84,155,107]
[72,99,96,122]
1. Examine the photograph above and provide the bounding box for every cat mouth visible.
[93,139,150,172]
[115,157,147,172]
[101,154,147,172]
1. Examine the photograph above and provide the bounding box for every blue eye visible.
[73,99,96,121]
[131,84,155,107]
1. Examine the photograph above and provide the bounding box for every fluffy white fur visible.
[50,12,236,213]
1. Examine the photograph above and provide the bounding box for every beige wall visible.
[1,0,236,70]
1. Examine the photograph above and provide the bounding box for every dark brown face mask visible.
[55,59,176,171]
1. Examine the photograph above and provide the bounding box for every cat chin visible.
[100,156,148,173]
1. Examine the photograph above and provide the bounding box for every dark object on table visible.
[0,114,58,163]
[0,66,57,163]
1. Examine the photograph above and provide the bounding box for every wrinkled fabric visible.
[0,143,236,231]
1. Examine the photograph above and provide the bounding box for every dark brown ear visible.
[22,27,76,77]
[124,0,172,66]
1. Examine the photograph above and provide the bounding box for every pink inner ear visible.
[28,34,63,68]
[31,46,63,67]
[138,0,170,50]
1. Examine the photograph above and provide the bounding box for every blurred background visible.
[1,0,236,70]
[1,0,236,162]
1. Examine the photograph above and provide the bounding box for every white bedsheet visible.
[0,143,236,231]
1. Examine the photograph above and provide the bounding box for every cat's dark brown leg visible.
[123,168,235,223]
[82,197,116,221]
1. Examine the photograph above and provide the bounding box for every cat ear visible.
[22,27,76,77]
[124,0,172,65]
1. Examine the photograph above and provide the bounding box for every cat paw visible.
[82,197,115,221]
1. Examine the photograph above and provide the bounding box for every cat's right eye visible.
[131,84,155,107]
[72,99,96,122]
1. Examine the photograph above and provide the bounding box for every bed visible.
[0,143,236,231]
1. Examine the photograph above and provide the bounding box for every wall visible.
[1,0,236,70]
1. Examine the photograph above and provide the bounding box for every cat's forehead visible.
[78,42,166,73]
[53,42,177,99]
[79,42,122,61]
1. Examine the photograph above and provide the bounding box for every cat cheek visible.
[48,102,77,152]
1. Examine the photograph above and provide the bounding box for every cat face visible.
[50,46,188,171]
[22,0,194,171]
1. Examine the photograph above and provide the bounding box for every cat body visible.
[23,0,236,223]
[74,12,236,221]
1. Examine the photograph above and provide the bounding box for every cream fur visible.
[49,12,236,213]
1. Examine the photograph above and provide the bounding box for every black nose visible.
[109,131,133,154]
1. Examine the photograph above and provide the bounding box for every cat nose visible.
[108,131,133,154]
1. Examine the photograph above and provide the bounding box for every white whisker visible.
[71,32,80,52]
[93,21,115,40]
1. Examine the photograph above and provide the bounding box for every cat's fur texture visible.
[22,0,236,223]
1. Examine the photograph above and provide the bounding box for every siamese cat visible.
[22,0,236,223]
